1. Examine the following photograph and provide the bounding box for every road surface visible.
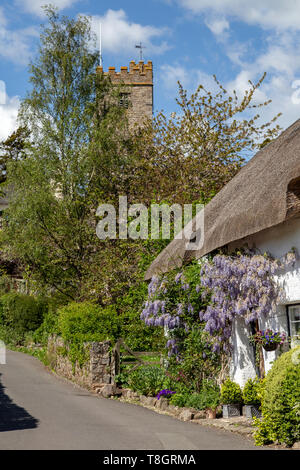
[0,349,261,450]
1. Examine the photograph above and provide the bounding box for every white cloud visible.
[173,0,300,130]
[0,80,5,105]
[160,64,191,90]
[205,17,229,36]
[159,63,219,97]
[224,32,300,130]
[0,8,37,65]
[90,9,170,58]
[177,0,300,31]
[0,94,20,141]
[14,0,79,17]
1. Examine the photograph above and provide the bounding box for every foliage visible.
[169,392,189,407]
[0,126,30,187]
[179,327,221,392]
[141,260,222,389]
[0,323,26,346]
[55,301,121,366]
[242,378,261,405]
[127,365,166,396]
[1,7,132,301]
[185,381,220,411]
[141,261,209,353]
[117,283,165,352]
[220,379,243,405]
[169,380,220,410]
[57,302,120,351]
[253,346,300,446]
[133,74,281,206]
[200,380,221,410]
[32,301,62,345]
[0,292,47,334]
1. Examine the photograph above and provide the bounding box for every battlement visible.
[96,61,153,85]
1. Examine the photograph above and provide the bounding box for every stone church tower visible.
[97,60,153,128]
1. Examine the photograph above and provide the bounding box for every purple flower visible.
[156,389,176,400]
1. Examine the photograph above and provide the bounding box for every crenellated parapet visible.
[96,61,153,86]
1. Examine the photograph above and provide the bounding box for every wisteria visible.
[199,251,296,352]
[140,268,204,357]
[141,249,297,357]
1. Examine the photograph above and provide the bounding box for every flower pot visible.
[243,404,261,419]
[222,404,241,418]
[263,343,278,352]
[206,408,217,419]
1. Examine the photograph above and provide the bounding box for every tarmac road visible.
[0,349,261,450]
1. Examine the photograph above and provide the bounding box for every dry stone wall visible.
[47,336,118,392]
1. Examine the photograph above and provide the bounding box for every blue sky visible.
[1,0,300,141]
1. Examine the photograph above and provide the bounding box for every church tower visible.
[97,60,153,128]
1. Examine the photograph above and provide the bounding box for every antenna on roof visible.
[99,22,103,67]
[135,42,146,61]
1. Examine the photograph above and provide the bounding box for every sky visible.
[1,0,300,142]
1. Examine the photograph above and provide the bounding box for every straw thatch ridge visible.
[145,118,300,280]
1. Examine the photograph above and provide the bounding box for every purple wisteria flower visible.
[156,389,176,400]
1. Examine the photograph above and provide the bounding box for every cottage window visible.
[287,176,300,218]
[287,305,300,338]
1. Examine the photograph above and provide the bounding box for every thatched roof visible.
[145,118,300,280]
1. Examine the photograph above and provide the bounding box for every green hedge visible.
[0,292,47,334]
[56,302,121,366]
[254,346,300,446]
[57,301,121,344]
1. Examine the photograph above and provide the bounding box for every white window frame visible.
[287,304,300,346]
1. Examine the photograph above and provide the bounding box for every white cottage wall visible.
[228,216,300,386]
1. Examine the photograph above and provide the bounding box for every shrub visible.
[220,379,243,404]
[57,302,121,344]
[57,302,121,366]
[243,378,261,405]
[184,382,220,410]
[253,346,300,447]
[117,284,165,352]
[185,393,206,410]
[169,392,189,407]
[0,292,47,334]
[127,365,165,396]
[201,381,221,410]
[0,323,25,346]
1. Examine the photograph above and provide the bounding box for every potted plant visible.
[242,378,261,418]
[249,329,286,352]
[220,379,243,418]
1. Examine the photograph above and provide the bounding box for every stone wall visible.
[47,336,118,391]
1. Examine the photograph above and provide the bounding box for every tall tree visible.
[2,8,132,299]
[0,126,30,187]
[131,75,281,205]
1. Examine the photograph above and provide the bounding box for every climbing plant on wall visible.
[142,249,297,358]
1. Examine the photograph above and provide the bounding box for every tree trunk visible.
[255,320,265,378]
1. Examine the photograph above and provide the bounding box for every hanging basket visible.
[263,342,278,352]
